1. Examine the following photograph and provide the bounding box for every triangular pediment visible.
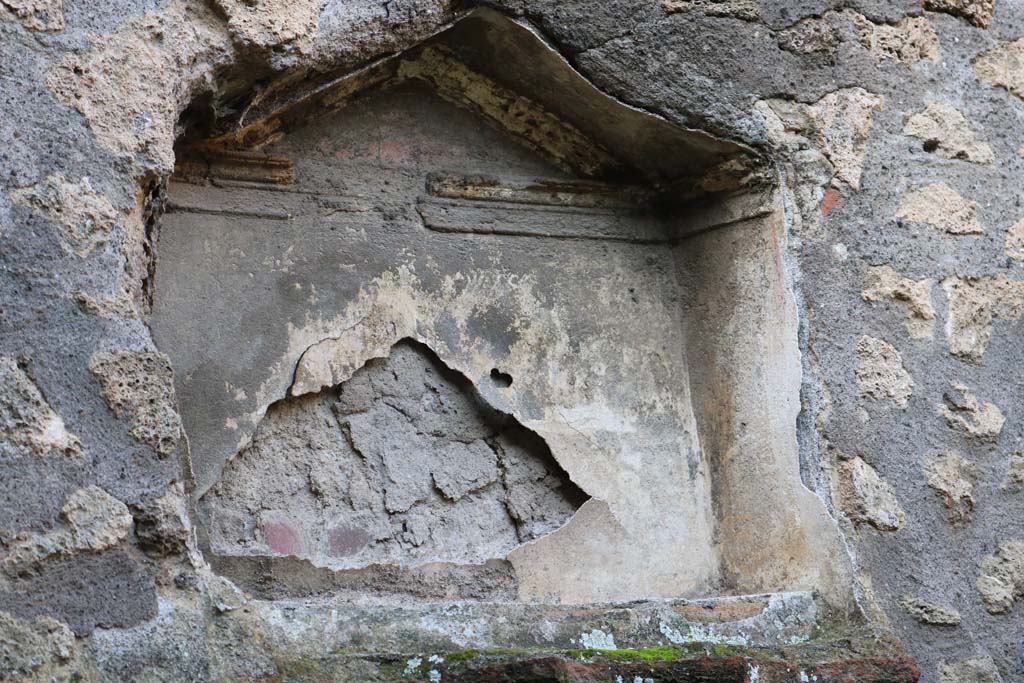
[175,8,746,195]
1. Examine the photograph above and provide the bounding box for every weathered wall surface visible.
[1,0,1023,682]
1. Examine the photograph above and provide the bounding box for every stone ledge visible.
[245,592,820,655]
[381,653,921,683]
[267,650,919,683]
[85,588,916,682]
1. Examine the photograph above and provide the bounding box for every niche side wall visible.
[675,194,854,610]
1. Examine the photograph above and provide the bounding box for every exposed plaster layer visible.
[201,340,584,573]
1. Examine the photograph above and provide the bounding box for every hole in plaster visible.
[198,339,586,570]
[922,139,940,152]
[490,368,513,387]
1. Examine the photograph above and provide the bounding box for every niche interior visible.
[152,8,850,607]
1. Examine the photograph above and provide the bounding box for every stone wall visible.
[2,0,1023,681]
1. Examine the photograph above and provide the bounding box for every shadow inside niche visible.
[198,338,588,600]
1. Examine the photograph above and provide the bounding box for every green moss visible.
[376,660,411,680]
[479,647,531,656]
[707,643,758,658]
[568,646,685,662]
[436,647,541,662]
[443,649,480,662]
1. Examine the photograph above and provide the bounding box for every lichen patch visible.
[212,0,321,56]
[925,0,995,28]
[898,596,961,626]
[1004,218,1024,262]
[852,13,939,65]
[0,612,77,681]
[0,0,63,31]
[758,88,883,191]
[974,38,1024,101]
[1004,452,1024,491]
[661,0,760,21]
[939,657,1004,683]
[977,540,1024,614]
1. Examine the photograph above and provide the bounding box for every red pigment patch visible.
[821,187,843,216]
[261,520,302,556]
[328,524,372,558]
[367,139,408,163]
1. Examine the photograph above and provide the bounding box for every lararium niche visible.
[153,8,853,615]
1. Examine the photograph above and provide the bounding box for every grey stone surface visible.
[0,611,79,683]
[0,549,157,635]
